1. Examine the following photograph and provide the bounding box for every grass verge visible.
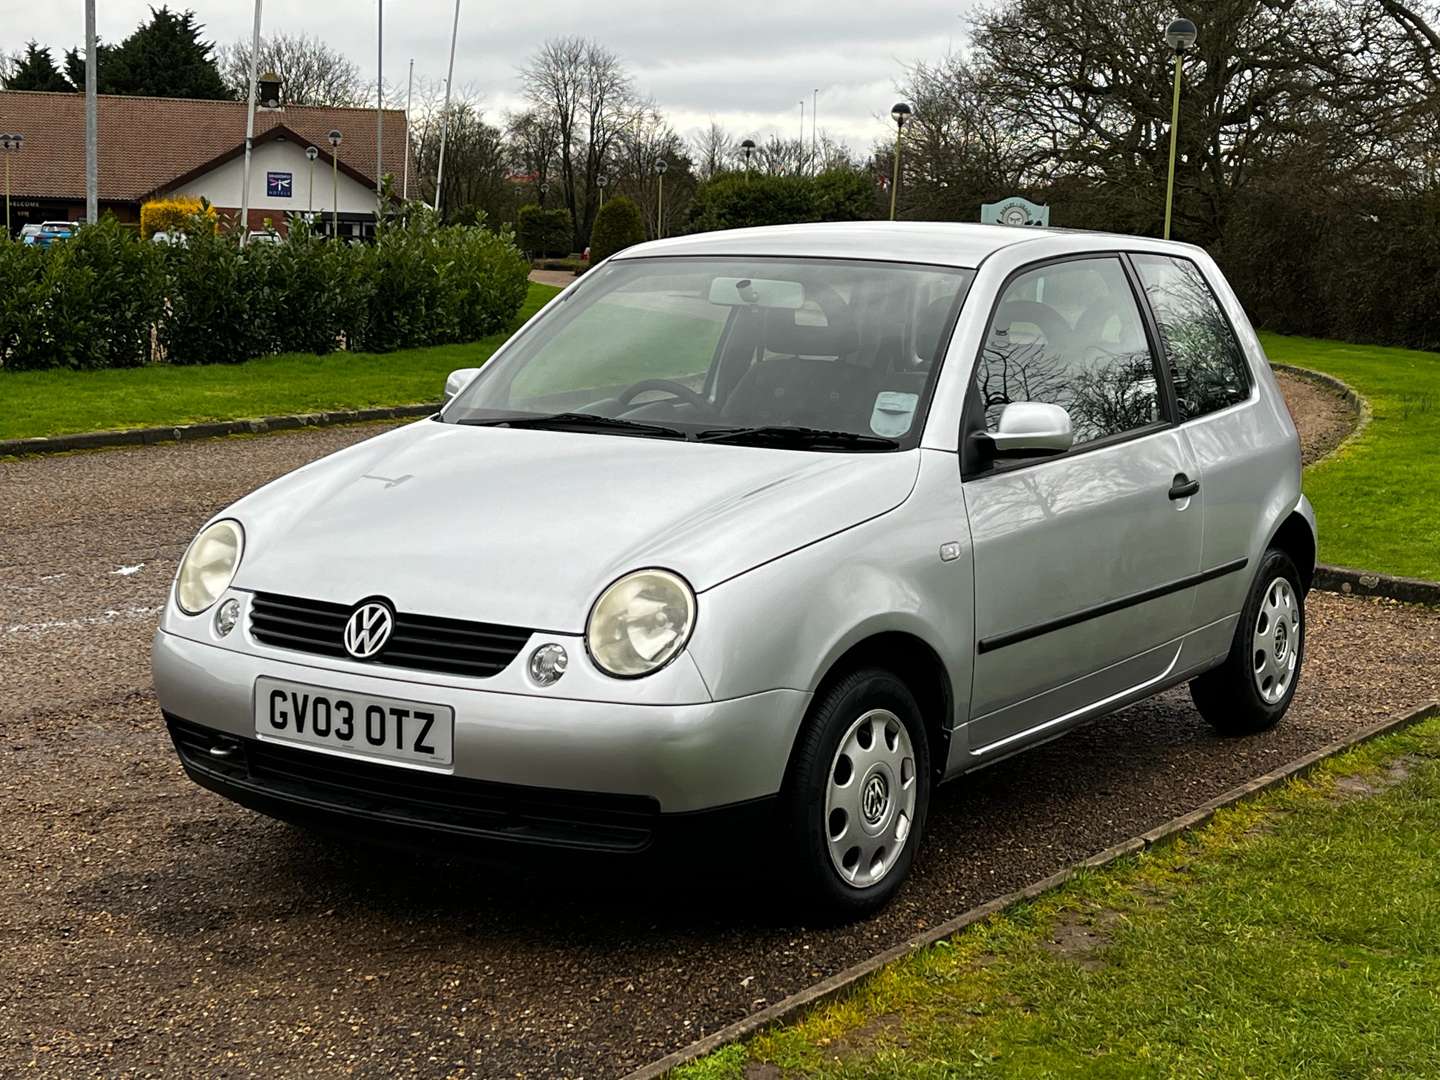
[675,714,1440,1079]
[0,282,561,441]
[1260,331,1440,581]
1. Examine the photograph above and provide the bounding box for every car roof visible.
[614,220,1201,271]
[613,221,1058,270]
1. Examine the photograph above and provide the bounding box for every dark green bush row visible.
[686,169,876,234]
[0,211,531,371]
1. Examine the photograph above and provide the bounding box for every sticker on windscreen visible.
[870,391,919,438]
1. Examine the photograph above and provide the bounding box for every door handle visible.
[1169,473,1200,501]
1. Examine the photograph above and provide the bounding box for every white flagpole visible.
[238,0,263,245]
[433,0,461,215]
[402,58,413,200]
[84,0,97,223]
[375,0,383,200]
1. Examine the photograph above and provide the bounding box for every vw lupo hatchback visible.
[155,222,1315,916]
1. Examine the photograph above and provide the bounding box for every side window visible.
[1132,254,1251,421]
[975,257,1162,446]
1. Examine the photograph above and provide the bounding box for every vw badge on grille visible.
[343,601,394,659]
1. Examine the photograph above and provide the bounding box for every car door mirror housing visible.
[982,402,1075,457]
[444,368,482,403]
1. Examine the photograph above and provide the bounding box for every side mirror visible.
[982,401,1074,456]
[444,367,482,403]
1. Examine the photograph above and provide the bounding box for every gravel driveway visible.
[3,388,1435,1079]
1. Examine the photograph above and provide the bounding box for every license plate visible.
[254,677,454,768]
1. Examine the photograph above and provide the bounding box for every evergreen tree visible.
[64,7,231,100]
[3,42,75,92]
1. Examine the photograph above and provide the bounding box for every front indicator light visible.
[214,598,241,637]
[528,643,568,686]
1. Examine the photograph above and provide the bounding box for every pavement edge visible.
[623,699,1440,1080]
[0,404,437,459]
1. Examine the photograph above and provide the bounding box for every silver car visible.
[154,222,1315,916]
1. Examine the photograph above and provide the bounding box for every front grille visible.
[249,592,532,678]
[168,717,660,852]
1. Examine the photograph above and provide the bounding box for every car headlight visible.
[175,519,245,615]
[586,569,696,678]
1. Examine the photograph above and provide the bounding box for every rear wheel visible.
[781,668,930,919]
[1190,548,1305,735]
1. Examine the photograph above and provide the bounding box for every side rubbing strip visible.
[976,558,1248,655]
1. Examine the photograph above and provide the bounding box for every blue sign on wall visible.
[267,172,293,198]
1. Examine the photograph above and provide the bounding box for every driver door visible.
[961,255,1205,757]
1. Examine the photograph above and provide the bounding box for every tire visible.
[780,667,931,920]
[1190,548,1305,735]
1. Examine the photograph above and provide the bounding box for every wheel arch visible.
[1267,503,1317,592]
[797,631,955,782]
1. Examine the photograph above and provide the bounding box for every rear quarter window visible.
[1132,254,1251,421]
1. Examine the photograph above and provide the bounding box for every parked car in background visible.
[246,230,282,246]
[18,223,44,245]
[32,220,78,248]
[150,230,189,247]
[153,222,1315,918]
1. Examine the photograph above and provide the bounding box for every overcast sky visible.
[8,1,971,150]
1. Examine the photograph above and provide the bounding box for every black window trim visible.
[959,250,1180,482]
[1121,249,1257,425]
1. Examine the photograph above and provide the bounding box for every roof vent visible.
[257,72,283,110]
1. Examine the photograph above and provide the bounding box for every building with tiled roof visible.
[0,87,413,239]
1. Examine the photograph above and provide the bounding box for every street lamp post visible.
[889,102,912,221]
[327,129,342,239]
[306,145,319,217]
[0,134,22,239]
[596,174,608,209]
[740,138,755,181]
[1163,17,1198,241]
[655,158,668,239]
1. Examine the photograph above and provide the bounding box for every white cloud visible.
[12,0,973,148]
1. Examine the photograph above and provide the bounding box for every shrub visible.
[590,196,646,264]
[140,196,215,240]
[516,204,573,259]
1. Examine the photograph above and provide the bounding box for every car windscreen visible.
[443,256,975,451]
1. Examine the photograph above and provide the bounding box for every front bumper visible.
[152,628,811,817]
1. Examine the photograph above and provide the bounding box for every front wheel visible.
[781,668,931,919]
[1190,548,1305,735]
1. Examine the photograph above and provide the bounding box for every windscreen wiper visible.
[695,425,900,451]
[454,412,691,440]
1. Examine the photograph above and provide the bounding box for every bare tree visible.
[692,120,734,180]
[507,108,561,206]
[612,106,694,238]
[217,32,365,106]
[520,36,639,247]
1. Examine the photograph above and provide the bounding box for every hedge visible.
[687,168,877,234]
[0,208,531,371]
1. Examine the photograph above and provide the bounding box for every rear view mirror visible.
[707,277,805,309]
[983,401,1074,456]
[444,367,482,402]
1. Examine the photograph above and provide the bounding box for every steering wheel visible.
[616,379,715,414]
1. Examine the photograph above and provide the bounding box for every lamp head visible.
[1165,17,1198,53]
[655,159,669,175]
[740,138,756,156]
[891,102,913,129]
[306,146,319,161]
[327,129,343,147]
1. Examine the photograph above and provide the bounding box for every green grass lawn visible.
[1259,332,1440,581]
[678,714,1440,1080]
[0,282,562,441]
